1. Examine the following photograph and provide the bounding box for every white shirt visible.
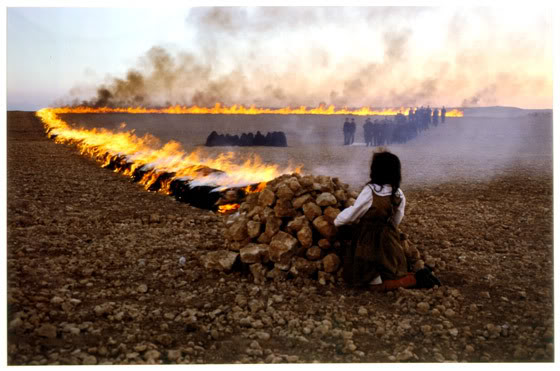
[334,184,406,227]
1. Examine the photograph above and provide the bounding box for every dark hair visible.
[369,151,402,203]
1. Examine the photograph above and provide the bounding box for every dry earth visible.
[6,111,554,364]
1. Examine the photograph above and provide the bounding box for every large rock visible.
[292,194,312,209]
[202,251,239,272]
[274,199,297,218]
[306,246,322,261]
[250,263,268,284]
[276,183,295,200]
[345,198,356,208]
[316,175,335,192]
[247,205,263,220]
[246,221,262,239]
[286,177,303,194]
[246,192,260,205]
[298,175,314,189]
[240,244,269,264]
[264,215,282,239]
[334,189,348,202]
[322,253,341,273]
[36,323,57,338]
[318,239,331,249]
[269,231,299,265]
[303,202,322,221]
[297,225,313,248]
[287,215,308,233]
[312,216,337,238]
[324,207,341,220]
[258,188,276,207]
[228,240,250,252]
[316,192,337,207]
[289,257,318,277]
[257,232,272,244]
[228,216,248,241]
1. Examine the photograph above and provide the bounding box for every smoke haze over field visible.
[62,107,552,189]
[7,6,552,110]
[85,7,552,109]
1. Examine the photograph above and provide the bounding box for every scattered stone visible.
[256,331,271,340]
[322,253,341,273]
[144,349,161,361]
[167,350,181,361]
[9,317,23,331]
[36,324,57,339]
[137,284,148,293]
[417,302,430,314]
[201,250,239,272]
[306,246,322,260]
[82,355,97,365]
[444,309,456,318]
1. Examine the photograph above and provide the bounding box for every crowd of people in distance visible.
[345,106,448,147]
[205,130,288,147]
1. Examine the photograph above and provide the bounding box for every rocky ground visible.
[6,111,554,364]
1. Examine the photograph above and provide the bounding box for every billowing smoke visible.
[70,7,551,109]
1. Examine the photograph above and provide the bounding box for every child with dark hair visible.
[334,150,440,291]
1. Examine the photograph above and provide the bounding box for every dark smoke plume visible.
[461,85,497,107]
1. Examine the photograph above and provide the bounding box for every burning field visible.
[6,106,554,364]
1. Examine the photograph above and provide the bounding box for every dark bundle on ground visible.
[206,131,288,147]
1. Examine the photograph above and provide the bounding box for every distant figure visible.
[363,118,374,147]
[374,119,385,146]
[205,131,219,147]
[266,131,288,147]
[441,106,446,123]
[395,113,407,125]
[432,108,439,125]
[343,117,351,145]
[349,118,357,144]
[254,131,266,146]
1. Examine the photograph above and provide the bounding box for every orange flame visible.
[47,104,464,117]
[35,108,302,193]
[218,204,241,214]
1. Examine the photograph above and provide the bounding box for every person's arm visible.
[392,189,406,226]
[334,186,373,227]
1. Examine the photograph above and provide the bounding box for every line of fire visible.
[35,104,463,213]
[47,104,464,117]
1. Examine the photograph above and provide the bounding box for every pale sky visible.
[6,3,555,110]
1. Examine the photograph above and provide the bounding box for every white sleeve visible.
[334,186,373,227]
[391,189,406,226]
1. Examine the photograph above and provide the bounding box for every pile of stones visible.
[202,173,359,285]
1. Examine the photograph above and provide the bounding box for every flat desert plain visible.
[7,109,553,364]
